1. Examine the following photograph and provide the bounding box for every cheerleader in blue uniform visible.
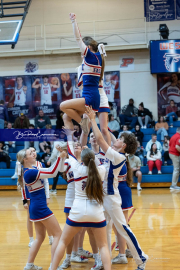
[17,146,66,270]
[60,13,106,133]
[20,147,53,247]
[51,129,111,270]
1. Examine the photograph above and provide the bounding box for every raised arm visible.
[32,78,41,89]
[85,106,109,153]
[69,13,87,56]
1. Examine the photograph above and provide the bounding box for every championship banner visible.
[104,71,120,113]
[150,40,180,74]
[31,74,61,119]
[157,73,180,117]
[3,75,33,122]
[177,0,180,19]
[144,0,175,22]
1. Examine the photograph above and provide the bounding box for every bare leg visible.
[27,222,46,263]
[87,228,98,254]
[51,224,81,270]
[72,229,81,252]
[60,98,85,124]
[41,215,62,262]
[65,213,74,254]
[78,227,86,248]
[27,201,33,238]
[98,112,111,146]
[91,227,111,270]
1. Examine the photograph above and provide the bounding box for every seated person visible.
[24,124,40,153]
[132,125,144,145]
[119,98,138,129]
[128,154,142,191]
[41,146,51,167]
[5,122,16,152]
[138,102,152,129]
[108,114,120,138]
[118,125,131,138]
[155,116,169,141]
[135,141,145,166]
[147,143,162,174]
[145,134,162,153]
[0,141,10,169]
[163,135,171,165]
[165,100,178,128]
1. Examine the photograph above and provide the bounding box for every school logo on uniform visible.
[82,181,87,191]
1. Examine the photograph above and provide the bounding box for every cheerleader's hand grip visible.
[69,13,76,21]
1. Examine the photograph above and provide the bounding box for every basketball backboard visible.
[0,20,22,45]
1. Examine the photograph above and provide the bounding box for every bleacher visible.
[0,123,179,189]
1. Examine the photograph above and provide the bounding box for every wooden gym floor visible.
[0,188,180,270]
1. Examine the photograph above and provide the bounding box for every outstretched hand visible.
[69,13,76,21]
[85,106,96,121]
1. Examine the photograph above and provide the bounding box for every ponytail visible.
[16,149,27,188]
[126,158,133,187]
[81,148,104,204]
[18,169,24,188]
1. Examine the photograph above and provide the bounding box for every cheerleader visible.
[51,130,111,270]
[20,147,53,247]
[85,106,148,270]
[60,13,106,133]
[17,146,66,270]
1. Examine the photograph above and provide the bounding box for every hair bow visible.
[98,43,107,57]
[16,161,22,176]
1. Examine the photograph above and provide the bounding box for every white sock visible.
[72,251,77,256]
[29,237,34,242]
[78,247,83,252]
[66,254,71,260]
[25,263,34,269]
[118,253,126,257]
[93,253,100,262]
[49,235,53,239]
[115,235,118,243]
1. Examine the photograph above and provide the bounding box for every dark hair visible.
[170,73,178,83]
[0,100,4,105]
[139,102,144,108]
[150,143,157,155]
[129,98,134,102]
[29,124,35,128]
[123,125,128,130]
[170,99,175,103]
[45,146,51,151]
[82,36,105,83]
[151,133,157,137]
[81,148,104,204]
[120,133,137,187]
[42,75,48,79]
[135,125,140,131]
[158,115,165,123]
[16,76,23,81]
[0,141,4,147]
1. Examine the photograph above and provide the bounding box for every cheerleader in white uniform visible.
[85,106,148,270]
[17,146,66,270]
[20,147,53,247]
[51,129,111,270]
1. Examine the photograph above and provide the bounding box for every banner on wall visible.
[31,74,61,119]
[24,60,39,74]
[177,0,180,19]
[1,70,120,123]
[3,75,33,123]
[157,73,180,117]
[144,0,175,22]
[120,57,134,71]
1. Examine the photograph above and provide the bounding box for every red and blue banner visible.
[150,40,180,74]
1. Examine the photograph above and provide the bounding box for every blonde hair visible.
[16,149,27,187]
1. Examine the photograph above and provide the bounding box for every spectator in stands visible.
[0,100,9,129]
[108,114,120,138]
[119,98,138,129]
[145,134,162,153]
[132,125,144,145]
[169,127,180,190]
[39,141,51,153]
[5,122,15,152]
[0,141,10,168]
[56,108,64,129]
[24,124,40,152]
[48,141,67,194]
[14,113,30,129]
[135,141,145,166]
[155,116,169,141]
[147,143,162,174]
[118,125,131,138]
[74,124,82,140]
[35,110,51,129]
[108,102,117,119]
[41,146,51,167]
[163,136,171,166]
[138,102,152,129]
[128,154,142,191]
[165,100,178,128]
